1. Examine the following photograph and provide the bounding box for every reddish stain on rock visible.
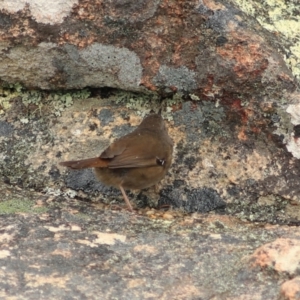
[0,0,295,95]
[280,277,300,300]
[217,40,268,79]
[249,238,300,276]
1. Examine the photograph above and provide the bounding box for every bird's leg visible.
[119,185,133,212]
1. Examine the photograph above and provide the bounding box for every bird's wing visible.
[100,133,164,169]
[59,157,108,169]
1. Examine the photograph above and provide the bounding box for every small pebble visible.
[145,210,155,216]
[162,213,174,220]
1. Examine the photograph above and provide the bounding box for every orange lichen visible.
[58,32,96,48]
[202,0,226,11]
[238,127,248,140]
[217,27,268,79]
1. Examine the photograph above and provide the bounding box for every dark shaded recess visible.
[0,121,14,136]
[156,87,178,100]
[64,169,120,197]
[159,186,226,213]
[294,125,300,138]
[90,87,118,98]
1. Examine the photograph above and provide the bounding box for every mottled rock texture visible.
[0,0,300,222]
[0,0,296,93]
[0,184,300,300]
[0,93,299,225]
[1,2,300,298]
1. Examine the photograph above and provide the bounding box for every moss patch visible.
[0,199,48,215]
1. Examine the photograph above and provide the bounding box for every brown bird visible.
[59,113,173,212]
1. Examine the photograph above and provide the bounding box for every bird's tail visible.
[59,157,108,169]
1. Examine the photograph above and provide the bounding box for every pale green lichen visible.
[0,83,23,114]
[0,199,48,215]
[0,83,91,118]
[2,84,182,122]
[114,90,183,121]
[232,0,300,81]
[114,90,160,116]
[273,104,294,143]
[49,89,91,116]
[289,41,300,79]
[23,88,91,117]
[189,93,200,101]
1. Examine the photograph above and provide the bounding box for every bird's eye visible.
[156,157,165,166]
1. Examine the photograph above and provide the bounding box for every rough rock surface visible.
[0,0,300,211]
[0,0,296,94]
[0,91,300,224]
[0,1,300,298]
[1,183,300,300]
[0,89,299,225]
